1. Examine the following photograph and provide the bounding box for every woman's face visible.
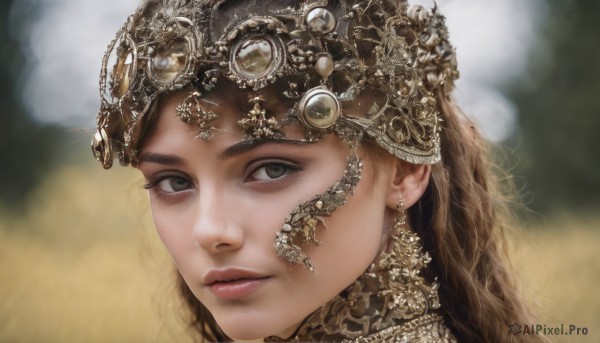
[139,90,393,340]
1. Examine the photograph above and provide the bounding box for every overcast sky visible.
[11,0,544,142]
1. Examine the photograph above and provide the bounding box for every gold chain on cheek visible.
[274,152,363,273]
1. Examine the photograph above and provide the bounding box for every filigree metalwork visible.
[93,0,459,167]
[274,153,362,272]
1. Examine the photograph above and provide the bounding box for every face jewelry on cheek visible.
[274,153,363,272]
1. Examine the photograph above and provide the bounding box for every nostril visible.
[215,242,230,249]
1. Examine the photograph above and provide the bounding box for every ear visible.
[385,160,431,209]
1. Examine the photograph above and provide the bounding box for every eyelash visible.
[143,174,193,199]
[245,161,302,184]
[142,160,302,198]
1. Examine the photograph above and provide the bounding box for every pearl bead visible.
[306,8,336,34]
[315,54,334,80]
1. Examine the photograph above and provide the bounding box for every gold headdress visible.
[92,0,458,169]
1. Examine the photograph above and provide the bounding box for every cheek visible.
[314,155,387,273]
[148,200,196,267]
[309,181,386,292]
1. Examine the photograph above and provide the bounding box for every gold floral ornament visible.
[175,91,219,139]
[238,96,283,139]
[274,153,363,272]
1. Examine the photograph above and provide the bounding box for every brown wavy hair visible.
[408,89,544,342]
[170,88,543,343]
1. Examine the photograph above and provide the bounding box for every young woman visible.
[92,0,540,341]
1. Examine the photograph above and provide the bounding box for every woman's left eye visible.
[248,163,297,182]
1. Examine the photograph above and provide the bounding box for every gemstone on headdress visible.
[305,8,336,34]
[102,30,137,103]
[151,39,190,81]
[91,128,112,169]
[234,37,274,76]
[299,87,340,129]
[112,49,135,98]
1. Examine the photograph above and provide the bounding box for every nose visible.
[192,191,243,254]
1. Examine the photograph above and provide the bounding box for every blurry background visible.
[1,0,599,341]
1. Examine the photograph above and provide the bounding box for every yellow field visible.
[1,163,598,342]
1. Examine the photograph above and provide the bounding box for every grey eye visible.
[252,164,289,181]
[158,177,191,193]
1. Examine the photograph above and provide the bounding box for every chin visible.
[221,324,273,341]
[217,315,298,341]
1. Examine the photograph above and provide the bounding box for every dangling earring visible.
[376,200,441,321]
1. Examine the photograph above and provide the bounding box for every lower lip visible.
[207,277,271,300]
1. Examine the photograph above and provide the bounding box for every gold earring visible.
[376,200,441,320]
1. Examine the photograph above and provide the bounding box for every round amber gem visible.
[152,39,190,81]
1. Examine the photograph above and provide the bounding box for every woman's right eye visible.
[144,176,192,194]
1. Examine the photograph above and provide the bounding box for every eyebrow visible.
[139,138,310,166]
[138,153,185,166]
[220,138,306,159]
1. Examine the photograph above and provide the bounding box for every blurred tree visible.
[0,0,63,212]
[507,0,600,214]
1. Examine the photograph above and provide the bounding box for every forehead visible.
[140,78,375,157]
[143,86,306,147]
[201,79,296,111]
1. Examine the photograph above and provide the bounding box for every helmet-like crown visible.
[92,0,458,168]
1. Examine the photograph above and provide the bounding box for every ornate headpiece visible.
[92,0,458,169]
